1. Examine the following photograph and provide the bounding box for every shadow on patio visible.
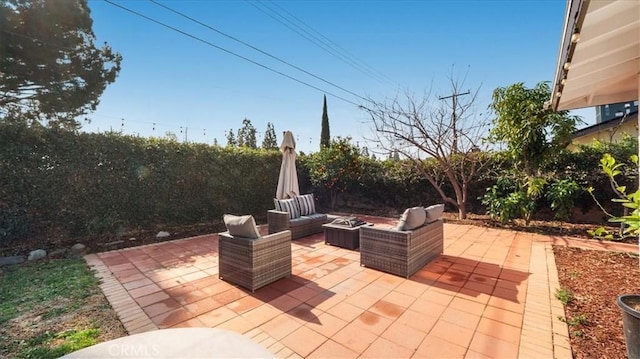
[85,215,569,358]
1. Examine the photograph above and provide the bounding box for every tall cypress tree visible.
[237,118,257,148]
[261,122,278,150]
[320,95,330,149]
[226,129,236,147]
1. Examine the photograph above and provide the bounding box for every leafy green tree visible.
[488,81,581,176]
[1,0,122,130]
[320,95,330,149]
[226,129,236,147]
[307,137,362,210]
[237,118,257,148]
[261,122,278,150]
[486,81,582,224]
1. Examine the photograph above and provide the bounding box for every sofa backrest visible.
[274,193,317,219]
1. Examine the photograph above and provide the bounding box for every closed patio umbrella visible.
[275,131,299,199]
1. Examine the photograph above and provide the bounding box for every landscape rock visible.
[48,249,68,259]
[28,249,47,261]
[0,256,25,267]
[104,240,124,247]
[156,231,170,238]
[70,243,86,254]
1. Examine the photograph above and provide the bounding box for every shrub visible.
[481,176,526,224]
[547,179,581,221]
[1,121,636,244]
[588,153,640,239]
[306,137,363,210]
[0,122,281,241]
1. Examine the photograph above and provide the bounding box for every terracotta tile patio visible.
[84,215,637,358]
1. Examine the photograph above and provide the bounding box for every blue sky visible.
[85,0,593,154]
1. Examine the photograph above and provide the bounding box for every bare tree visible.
[361,74,489,219]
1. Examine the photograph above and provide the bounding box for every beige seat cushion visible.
[223,214,261,239]
[425,204,445,223]
[395,206,426,231]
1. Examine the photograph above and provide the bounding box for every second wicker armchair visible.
[218,226,292,292]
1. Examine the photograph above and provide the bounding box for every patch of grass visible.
[0,258,98,324]
[568,313,588,327]
[0,258,104,357]
[555,287,573,306]
[22,328,100,359]
[558,313,589,328]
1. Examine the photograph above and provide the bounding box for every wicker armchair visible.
[359,219,443,278]
[218,230,292,292]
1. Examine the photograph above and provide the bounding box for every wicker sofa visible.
[268,194,334,240]
[218,229,292,292]
[267,211,331,239]
[360,218,444,278]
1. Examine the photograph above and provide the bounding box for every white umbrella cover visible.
[275,131,300,199]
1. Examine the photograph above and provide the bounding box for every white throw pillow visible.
[223,214,260,239]
[395,206,426,231]
[425,204,445,223]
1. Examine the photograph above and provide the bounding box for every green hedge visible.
[1,123,636,243]
[0,123,281,241]
[542,140,638,218]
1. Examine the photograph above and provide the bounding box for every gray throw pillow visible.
[395,206,426,231]
[425,204,445,223]
[274,198,300,219]
[295,194,316,216]
[223,214,261,239]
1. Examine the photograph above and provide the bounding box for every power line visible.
[103,0,361,107]
[88,115,262,145]
[264,0,395,86]
[246,0,387,86]
[148,0,367,102]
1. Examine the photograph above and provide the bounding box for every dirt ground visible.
[0,222,224,257]
[2,213,638,358]
[554,246,639,359]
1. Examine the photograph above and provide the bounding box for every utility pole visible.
[439,90,470,152]
[180,126,188,142]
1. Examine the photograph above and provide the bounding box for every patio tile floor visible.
[84,215,637,358]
